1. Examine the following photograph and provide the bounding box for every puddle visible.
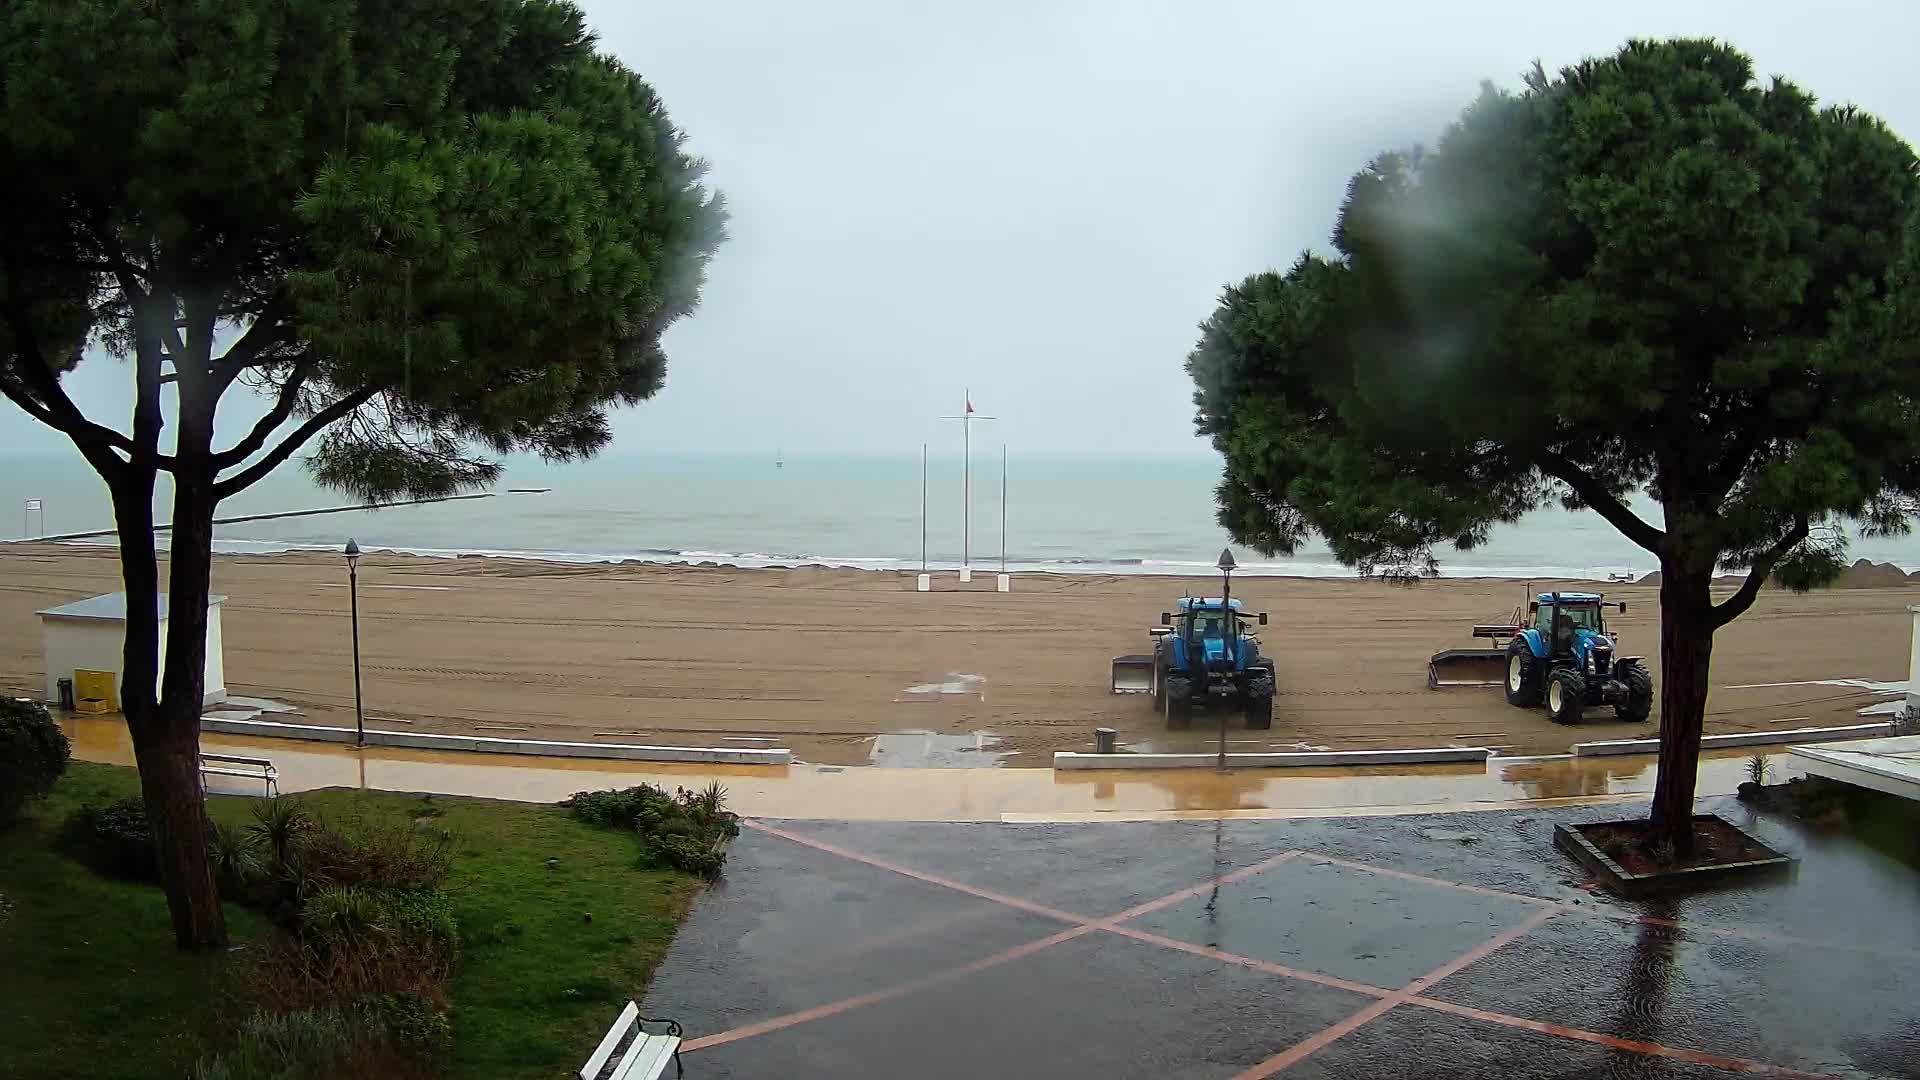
[204,695,303,723]
[894,673,986,704]
[868,730,1015,768]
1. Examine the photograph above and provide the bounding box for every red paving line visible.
[680,924,1096,1053]
[743,820,1087,925]
[1102,924,1395,999]
[1305,851,1920,962]
[1231,908,1561,1080]
[1104,851,1303,923]
[1404,997,1839,1079]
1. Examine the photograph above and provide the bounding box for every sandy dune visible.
[1,545,1911,765]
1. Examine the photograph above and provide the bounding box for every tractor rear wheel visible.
[1504,640,1542,707]
[1547,669,1586,725]
[1616,663,1653,722]
[1163,676,1192,729]
[1244,666,1275,730]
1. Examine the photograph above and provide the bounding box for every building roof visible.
[36,592,227,622]
[1541,592,1604,603]
[1788,734,1920,803]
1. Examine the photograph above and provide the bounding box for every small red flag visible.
[965,398,974,414]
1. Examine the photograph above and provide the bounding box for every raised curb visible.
[1571,722,1893,757]
[198,716,792,765]
[1052,746,1491,770]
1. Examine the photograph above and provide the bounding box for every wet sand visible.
[2,545,1912,764]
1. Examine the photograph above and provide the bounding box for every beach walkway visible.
[65,715,1794,822]
[643,804,1919,1078]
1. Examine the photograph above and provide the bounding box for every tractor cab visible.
[1163,597,1267,671]
[1529,592,1619,664]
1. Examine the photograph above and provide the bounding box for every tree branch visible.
[1535,449,1667,555]
[212,387,379,500]
[0,265,135,473]
[212,358,314,468]
[1711,517,1811,629]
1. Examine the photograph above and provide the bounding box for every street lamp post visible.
[344,538,365,747]
[1216,547,1236,774]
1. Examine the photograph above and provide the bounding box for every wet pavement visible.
[642,798,1920,1079]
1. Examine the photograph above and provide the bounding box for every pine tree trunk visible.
[110,468,228,951]
[1649,560,1715,857]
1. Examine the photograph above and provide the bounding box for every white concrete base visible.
[915,573,931,592]
[959,567,973,583]
[996,573,1011,592]
[199,716,792,765]
[1572,722,1893,757]
[1053,746,1491,770]
[1789,734,1920,801]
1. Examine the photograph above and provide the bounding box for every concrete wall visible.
[40,605,227,708]
[41,618,123,705]
[1909,605,1919,714]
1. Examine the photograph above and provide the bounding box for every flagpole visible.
[963,387,971,572]
[921,442,928,574]
[1000,442,1007,573]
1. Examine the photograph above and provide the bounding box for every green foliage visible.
[1192,38,1920,589]
[562,782,736,878]
[11,764,702,1080]
[63,797,158,881]
[282,809,453,896]
[0,698,69,826]
[247,798,311,867]
[209,823,266,892]
[1,0,728,499]
[192,994,448,1080]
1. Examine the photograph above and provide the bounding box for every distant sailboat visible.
[775,447,784,470]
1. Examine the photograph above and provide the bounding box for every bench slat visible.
[612,1034,680,1080]
[580,1001,640,1080]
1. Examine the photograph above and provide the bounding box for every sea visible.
[6,453,1919,580]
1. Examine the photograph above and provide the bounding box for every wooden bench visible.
[581,1001,683,1080]
[199,752,278,798]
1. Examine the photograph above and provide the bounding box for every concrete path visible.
[64,716,1810,822]
[644,799,1920,1078]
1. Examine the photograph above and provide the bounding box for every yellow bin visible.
[73,669,119,713]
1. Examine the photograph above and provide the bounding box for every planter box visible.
[1553,815,1795,897]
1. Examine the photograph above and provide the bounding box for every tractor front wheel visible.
[1547,669,1586,725]
[1163,676,1192,729]
[1504,640,1542,707]
[1616,664,1653,723]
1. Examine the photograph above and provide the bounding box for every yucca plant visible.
[209,823,265,891]
[248,798,312,869]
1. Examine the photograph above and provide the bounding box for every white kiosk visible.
[37,592,228,709]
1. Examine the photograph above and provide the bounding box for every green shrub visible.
[267,885,459,1007]
[210,823,266,892]
[62,797,157,880]
[194,994,449,1080]
[283,811,452,895]
[644,832,726,880]
[360,990,451,1057]
[0,698,70,827]
[567,781,738,879]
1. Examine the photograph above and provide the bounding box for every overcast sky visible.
[9,0,1920,459]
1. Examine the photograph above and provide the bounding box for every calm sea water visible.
[5,453,1918,579]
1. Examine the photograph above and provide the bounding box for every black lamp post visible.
[1217,547,1236,773]
[345,538,365,747]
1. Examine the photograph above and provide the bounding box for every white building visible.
[37,592,227,709]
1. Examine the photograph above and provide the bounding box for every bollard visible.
[1908,605,1920,715]
[996,573,1011,592]
[1094,727,1118,754]
[959,567,973,583]
[916,573,931,592]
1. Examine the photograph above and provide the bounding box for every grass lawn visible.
[0,762,703,1079]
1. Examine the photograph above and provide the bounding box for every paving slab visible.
[1126,857,1543,989]
[678,931,1377,1079]
[1285,1007,1752,1080]
[1427,912,1920,1078]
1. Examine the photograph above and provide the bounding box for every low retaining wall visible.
[1052,746,1491,770]
[199,716,793,766]
[1571,722,1893,757]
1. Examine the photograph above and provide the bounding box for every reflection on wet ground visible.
[66,716,1802,822]
[866,730,1016,768]
[644,804,1920,1078]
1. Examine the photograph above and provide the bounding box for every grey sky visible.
[8,0,1919,459]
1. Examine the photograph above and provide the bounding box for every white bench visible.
[198,752,278,798]
[580,1001,683,1080]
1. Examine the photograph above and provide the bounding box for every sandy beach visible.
[1,544,1912,765]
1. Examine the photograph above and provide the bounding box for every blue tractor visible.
[1503,592,1653,725]
[1112,598,1275,729]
